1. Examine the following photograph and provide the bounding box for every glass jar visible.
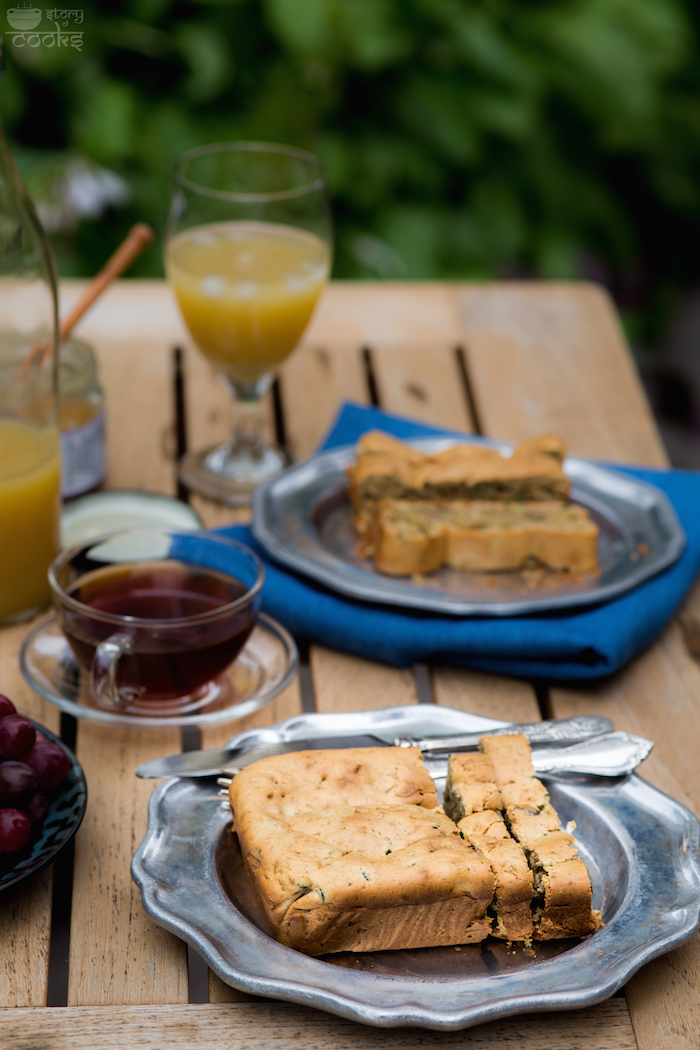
[59,337,106,499]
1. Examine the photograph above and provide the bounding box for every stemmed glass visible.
[165,142,332,505]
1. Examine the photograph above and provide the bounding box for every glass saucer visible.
[20,612,298,730]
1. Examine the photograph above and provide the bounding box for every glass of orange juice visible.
[0,115,60,625]
[166,142,332,505]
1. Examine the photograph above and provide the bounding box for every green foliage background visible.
[2,0,699,340]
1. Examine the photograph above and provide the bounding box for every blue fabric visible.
[218,403,700,681]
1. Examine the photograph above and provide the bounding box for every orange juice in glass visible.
[0,418,60,622]
[166,143,331,505]
[167,221,328,384]
[0,112,60,624]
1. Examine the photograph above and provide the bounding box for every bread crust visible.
[479,735,603,939]
[372,499,599,576]
[445,753,534,943]
[348,431,571,545]
[230,747,496,956]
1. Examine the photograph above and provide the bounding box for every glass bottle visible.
[0,56,60,624]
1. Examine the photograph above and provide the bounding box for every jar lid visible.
[61,491,204,548]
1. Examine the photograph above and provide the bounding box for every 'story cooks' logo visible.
[5,5,84,49]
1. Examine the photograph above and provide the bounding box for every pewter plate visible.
[132,705,700,1031]
[252,437,686,615]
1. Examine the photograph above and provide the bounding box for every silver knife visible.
[422,732,653,780]
[135,713,614,778]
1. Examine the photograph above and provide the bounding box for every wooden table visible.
[2,279,699,1049]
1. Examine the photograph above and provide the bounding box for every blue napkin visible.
[219,403,700,681]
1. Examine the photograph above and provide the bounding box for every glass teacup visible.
[49,528,264,713]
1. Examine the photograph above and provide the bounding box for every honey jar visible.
[59,338,106,499]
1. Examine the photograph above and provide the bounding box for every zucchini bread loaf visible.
[372,499,599,576]
[347,430,570,542]
[229,746,495,956]
[445,736,603,941]
[346,431,599,577]
[444,752,535,942]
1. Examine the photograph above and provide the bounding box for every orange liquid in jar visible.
[166,221,329,382]
[0,418,60,621]
[60,397,99,430]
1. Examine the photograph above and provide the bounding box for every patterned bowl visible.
[0,719,87,892]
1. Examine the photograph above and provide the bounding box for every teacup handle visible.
[91,633,138,710]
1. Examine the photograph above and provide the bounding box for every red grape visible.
[26,741,70,789]
[24,791,48,823]
[0,715,36,760]
[0,809,31,852]
[0,762,37,807]
[0,695,16,720]
[0,696,72,860]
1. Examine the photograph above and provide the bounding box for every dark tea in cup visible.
[50,530,264,711]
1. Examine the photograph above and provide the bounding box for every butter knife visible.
[422,732,653,780]
[135,713,613,778]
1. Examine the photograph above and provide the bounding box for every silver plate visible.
[132,704,700,1030]
[252,438,686,615]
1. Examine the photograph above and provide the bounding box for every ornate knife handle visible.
[394,714,615,754]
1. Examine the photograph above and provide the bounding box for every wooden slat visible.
[0,999,637,1049]
[456,282,667,465]
[305,282,464,346]
[67,726,188,1006]
[0,868,53,1007]
[0,620,63,1006]
[432,666,540,725]
[280,340,368,461]
[310,646,418,713]
[371,342,473,432]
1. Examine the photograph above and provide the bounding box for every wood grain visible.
[280,340,368,461]
[432,666,540,725]
[310,646,418,713]
[67,726,188,1006]
[0,868,53,1007]
[0,998,637,1049]
[305,281,465,346]
[371,342,473,432]
[457,282,666,465]
[0,620,62,1007]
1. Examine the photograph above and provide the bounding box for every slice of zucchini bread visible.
[479,735,603,940]
[444,753,534,943]
[372,498,599,576]
[347,430,570,543]
[229,747,495,955]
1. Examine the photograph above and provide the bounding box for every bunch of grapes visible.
[0,695,70,855]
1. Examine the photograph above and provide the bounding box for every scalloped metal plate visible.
[252,438,686,615]
[132,705,700,1030]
